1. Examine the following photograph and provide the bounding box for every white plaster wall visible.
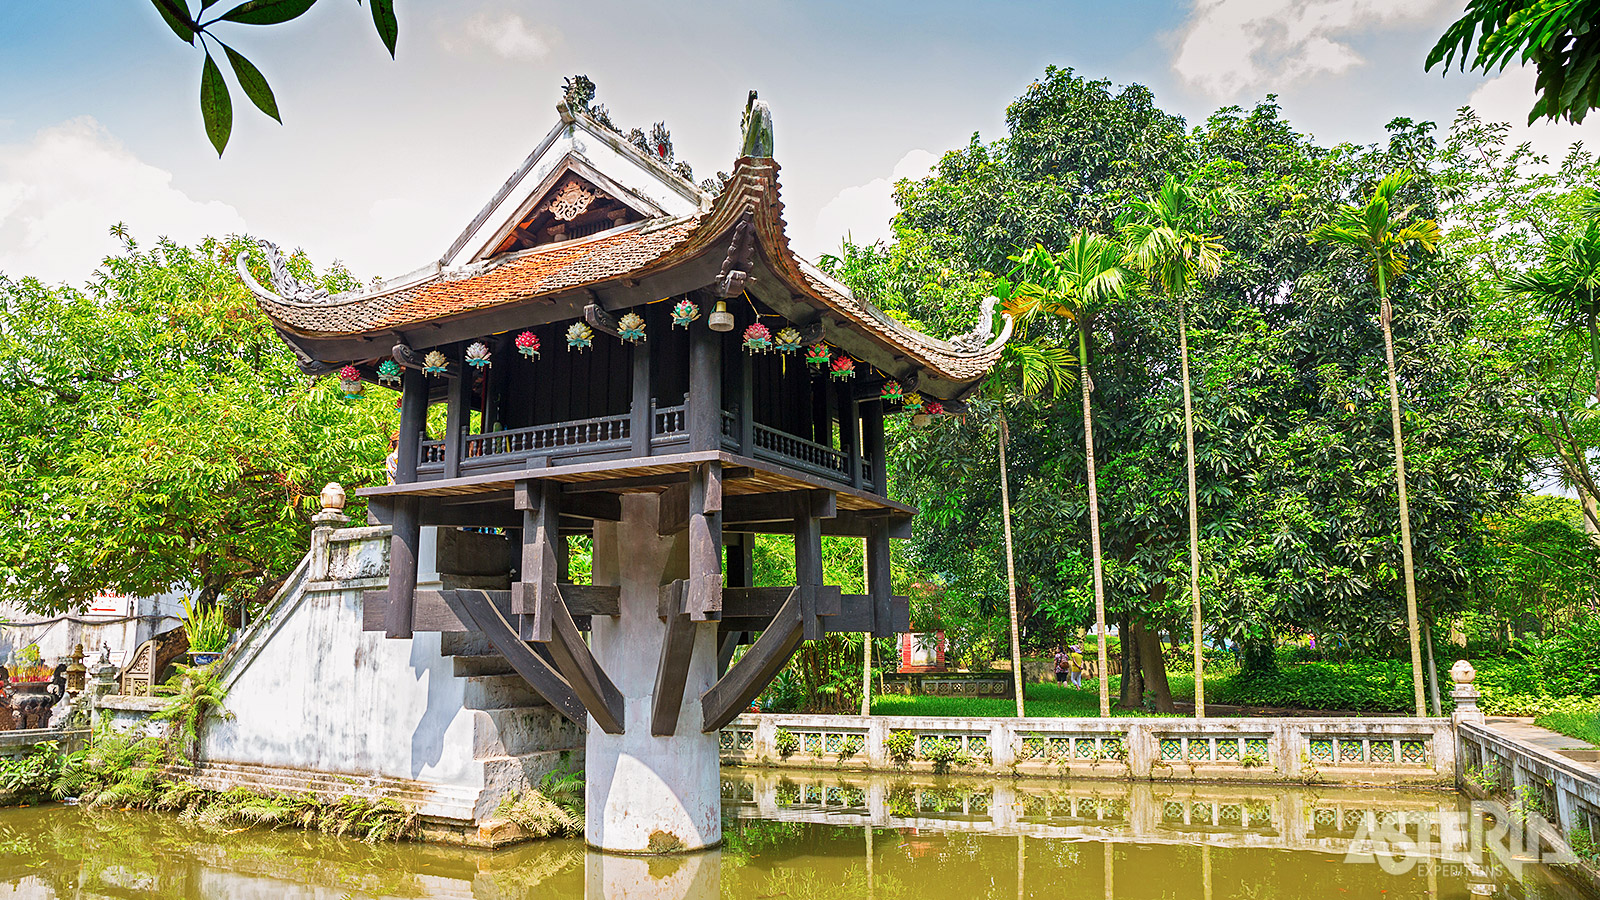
[203,586,481,792]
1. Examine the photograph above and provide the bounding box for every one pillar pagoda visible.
[241,88,1010,853]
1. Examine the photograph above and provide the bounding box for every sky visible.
[2,0,1599,287]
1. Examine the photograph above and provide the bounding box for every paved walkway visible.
[1480,716,1599,773]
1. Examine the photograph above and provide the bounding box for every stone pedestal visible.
[1450,659,1483,726]
[585,494,722,853]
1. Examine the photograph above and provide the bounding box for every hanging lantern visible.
[903,392,925,414]
[515,330,541,360]
[805,342,831,368]
[671,299,700,328]
[377,359,401,386]
[566,321,593,351]
[617,312,647,342]
[742,322,772,353]
[881,382,904,403]
[338,365,363,399]
[708,299,735,332]
[774,326,803,354]
[465,341,492,369]
[924,400,944,416]
[830,355,855,380]
[422,351,449,376]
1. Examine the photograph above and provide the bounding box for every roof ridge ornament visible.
[740,91,773,159]
[949,296,1013,353]
[259,241,331,303]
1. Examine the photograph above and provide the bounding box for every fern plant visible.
[150,663,234,764]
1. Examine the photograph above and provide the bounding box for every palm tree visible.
[1310,170,1441,718]
[984,338,1075,716]
[1008,232,1131,716]
[1120,173,1230,718]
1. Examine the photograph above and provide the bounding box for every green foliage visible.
[1533,700,1600,745]
[1466,759,1505,794]
[884,730,916,768]
[179,596,231,653]
[149,663,233,764]
[1428,0,1600,125]
[146,0,399,155]
[493,763,585,839]
[0,233,395,615]
[1570,818,1600,864]
[0,743,72,805]
[773,728,799,759]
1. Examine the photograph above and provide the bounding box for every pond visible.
[0,771,1591,899]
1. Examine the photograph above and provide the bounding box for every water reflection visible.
[0,771,1588,899]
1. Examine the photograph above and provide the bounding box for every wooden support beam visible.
[867,520,893,638]
[701,588,803,732]
[562,491,622,522]
[686,462,723,621]
[540,595,625,734]
[513,480,562,641]
[738,352,754,456]
[656,481,691,536]
[722,489,836,525]
[840,383,862,490]
[650,608,697,735]
[365,586,619,633]
[863,398,887,496]
[564,472,691,493]
[583,303,622,339]
[726,532,752,591]
[450,588,587,729]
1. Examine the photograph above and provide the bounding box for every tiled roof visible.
[247,157,1007,387]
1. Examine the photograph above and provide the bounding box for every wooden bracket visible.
[715,209,758,298]
[584,303,622,339]
[701,589,804,732]
[449,589,588,729]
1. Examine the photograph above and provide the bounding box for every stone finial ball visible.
[320,483,347,512]
[1450,659,1476,685]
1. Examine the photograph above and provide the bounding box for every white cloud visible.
[1172,0,1452,100]
[1466,65,1600,163]
[443,11,552,61]
[0,118,247,286]
[803,149,937,261]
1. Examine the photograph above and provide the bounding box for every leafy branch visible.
[149,0,398,155]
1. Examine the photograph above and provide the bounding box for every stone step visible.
[451,654,516,678]
[461,673,545,710]
[471,707,583,760]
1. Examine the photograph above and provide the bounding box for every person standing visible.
[1069,645,1086,688]
[1052,646,1070,684]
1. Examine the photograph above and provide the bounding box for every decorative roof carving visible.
[261,241,329,303]
[543,179,602,222]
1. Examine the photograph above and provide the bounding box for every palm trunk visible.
[1080,330,1111,717]
[1178,301,1205,718]
[999,412,1025,717]
[1381,295,1426,717]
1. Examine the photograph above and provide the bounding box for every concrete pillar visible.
[587,493,722,853]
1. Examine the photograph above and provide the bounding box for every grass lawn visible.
[1534,703,1600,746]
[870,681,1155,718]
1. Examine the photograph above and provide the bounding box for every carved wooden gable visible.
[492,169,649,256]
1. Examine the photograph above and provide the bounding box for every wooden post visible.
[385,498,420,639]
[739,353,754,455]
[513,480,561,641]
[384,367,428,640]
[395,368,427,483]
[630,338,651,456]
[718,533,750,675]
[688,310,721,452]
[795,492,827,641]
[839,384,861,489]
[443,348,470,479]
[811,371,830,446]
[862,399,886,495]
[686,462,724,620]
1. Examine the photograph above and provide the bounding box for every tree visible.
[1428,1,1600,125]
[0,232,395,613]
[1007,233,1131,716]
[1119,173,1231,717]
[146,0,399,155]
[1310,171,1443,717]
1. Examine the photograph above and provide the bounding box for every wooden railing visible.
[752,423,849,479]
[420,441,445,464]
[463,414,630,460]
[654,403,686,437]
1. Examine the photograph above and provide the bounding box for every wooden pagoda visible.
[241,93,1010,743]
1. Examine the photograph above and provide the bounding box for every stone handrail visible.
[722,713,1455,786]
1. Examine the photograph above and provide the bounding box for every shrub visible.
[773,729,799,759]
[1534,615,1600,697]
[885,731,916,768]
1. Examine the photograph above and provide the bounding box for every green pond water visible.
[0,770,1591,899]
